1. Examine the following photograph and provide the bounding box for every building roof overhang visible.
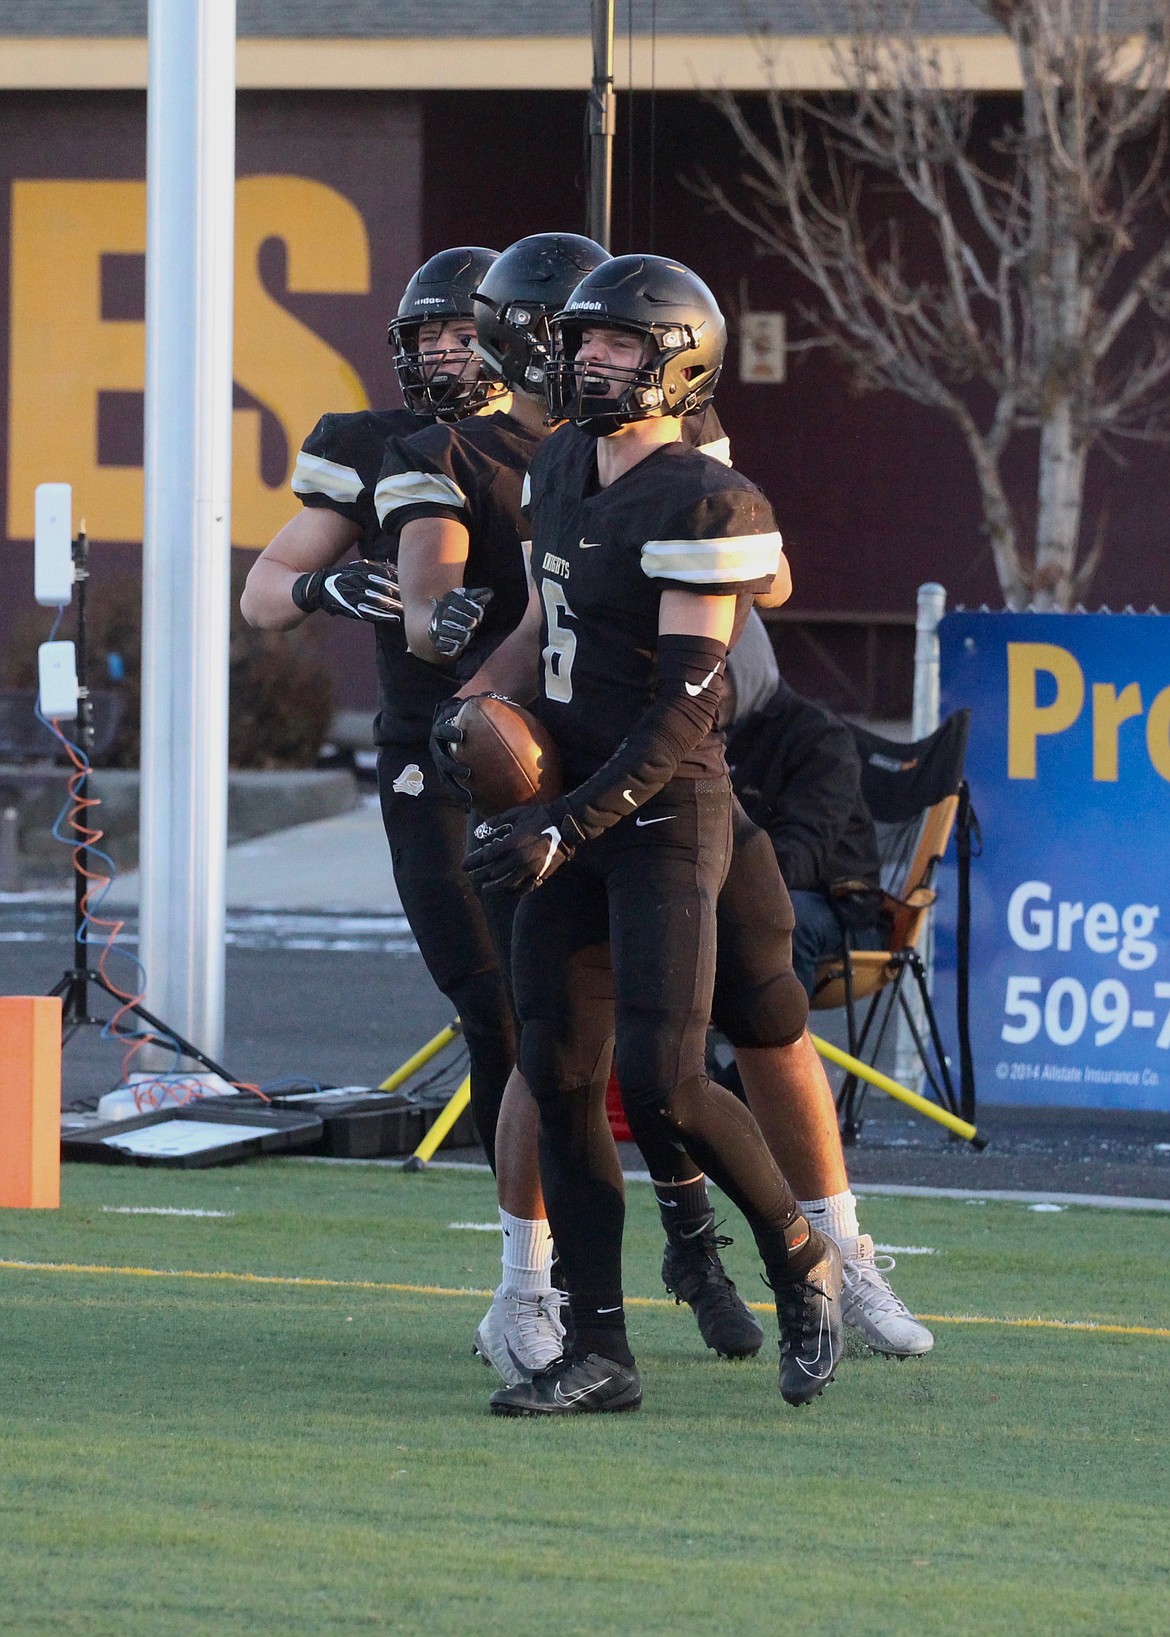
[0,1,1026,92]
[0,32,1031,92]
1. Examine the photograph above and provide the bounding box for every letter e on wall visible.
[8,176,370,549]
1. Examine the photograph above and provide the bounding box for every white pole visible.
[139,0,236,1062]
[895,582,947,1092]
[911,582,946,740]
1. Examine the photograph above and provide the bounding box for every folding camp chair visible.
[809,710,976,1142]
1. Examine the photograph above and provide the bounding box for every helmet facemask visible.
[546,318,721,434]
[387,313,507,422]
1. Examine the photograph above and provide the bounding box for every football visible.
[452,694,563,816]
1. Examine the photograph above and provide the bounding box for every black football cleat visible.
[662,1221,765,1359]
[489,1352,643,1417]
[772,1235,844,1406]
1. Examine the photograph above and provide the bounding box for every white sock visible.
[499,1209,554,1296]
[798,1190,860,1247]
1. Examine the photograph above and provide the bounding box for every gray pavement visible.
[3,799,1170,1196]
[100,794,403,913]
[0,797,450,1104]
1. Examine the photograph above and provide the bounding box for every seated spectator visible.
[724,618,891,997]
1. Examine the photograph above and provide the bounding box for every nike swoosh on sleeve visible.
[684,664,721,697]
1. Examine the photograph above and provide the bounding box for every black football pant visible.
[512,777,804,1314]
[377,743,516,1167]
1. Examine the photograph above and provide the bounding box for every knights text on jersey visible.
[526,424,783,780]
[373,411,540,679]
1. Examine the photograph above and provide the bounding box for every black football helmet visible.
[472,233,611,395]
[546,255,726,433]
[388,247,507,420]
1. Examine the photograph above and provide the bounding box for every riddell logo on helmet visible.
[416,297,448,305]
[569,300,605,311]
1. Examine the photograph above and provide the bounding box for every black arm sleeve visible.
[549,634,728,845]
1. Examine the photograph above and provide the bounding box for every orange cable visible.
[52,725,268,1100]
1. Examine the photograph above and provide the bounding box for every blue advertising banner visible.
[934,612,1170,1110]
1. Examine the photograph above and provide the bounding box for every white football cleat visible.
[473,1286,566,1385]
[839,1234,934,1358]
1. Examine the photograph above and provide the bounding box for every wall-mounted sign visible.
[7,177,373,549]
[738,311,786,384]
[934,611,1170,1111]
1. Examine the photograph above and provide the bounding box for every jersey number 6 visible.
[540,579,577,704]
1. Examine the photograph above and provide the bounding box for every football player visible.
[374,233,612,1382]
[428,293,930,1371]
[239,247,519,1209]
[461,256,844,1414]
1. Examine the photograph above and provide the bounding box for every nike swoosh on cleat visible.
[503,1337,531,1378]
[554,1375,613,1406]
[684,663,722,697]
[634,815,674,827]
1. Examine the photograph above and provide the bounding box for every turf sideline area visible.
[0,1160,1167,1636]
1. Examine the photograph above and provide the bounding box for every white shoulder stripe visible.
[374,469,468,526]
[696,435,732,468]
[291,451,363,503]
[521,472,532,509]
[641,531,784,585]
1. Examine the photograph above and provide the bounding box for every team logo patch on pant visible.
[392,763,426,797]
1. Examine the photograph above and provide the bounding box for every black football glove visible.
[430,697,473,804]
[428,586,494,659]
[291,560,402,622]
[463,804,584,895]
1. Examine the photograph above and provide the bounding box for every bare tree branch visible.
[701,0,1170,608]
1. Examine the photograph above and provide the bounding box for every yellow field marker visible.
[809,1032,984,1146]
[403,1075,472,1170]
[378,1020,461,1093]
[2,1259,1167,1338]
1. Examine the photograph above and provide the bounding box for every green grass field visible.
[1,1160,1168,1636]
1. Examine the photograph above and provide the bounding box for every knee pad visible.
[446,966,515,1053]
[611,1019,693,1121]
[712,967,809,1050]
[621,1071,716,1145]
[520,1017,612,1107]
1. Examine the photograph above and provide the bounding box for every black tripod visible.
[46,527,236,1082]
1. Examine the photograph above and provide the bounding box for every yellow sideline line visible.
[2,1258,1168,1338]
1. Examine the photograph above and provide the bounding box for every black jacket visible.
[727,679,884,912]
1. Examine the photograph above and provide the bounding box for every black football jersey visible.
[293,408,424,546]
[290,406,453,746]
[374,411,541,683]
[525,423,783,783]
[682,404,731,466]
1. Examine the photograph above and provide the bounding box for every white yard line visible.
[100,1206,235,1218]
[290,1156,1170,1211]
